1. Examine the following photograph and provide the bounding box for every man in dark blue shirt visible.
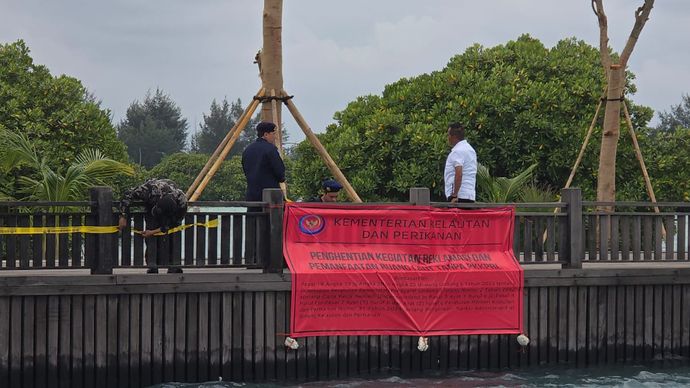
[241,121,286,202]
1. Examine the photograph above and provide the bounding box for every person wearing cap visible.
[309,179,343,202]
[242,121,286,206]
[118,178,188,274]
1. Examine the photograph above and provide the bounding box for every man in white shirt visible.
[444,123,477,203]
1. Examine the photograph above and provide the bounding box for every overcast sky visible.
[2,0,688,144]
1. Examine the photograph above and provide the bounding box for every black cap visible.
[322,179,343,193]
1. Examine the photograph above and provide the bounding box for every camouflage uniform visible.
[119,178,188,272]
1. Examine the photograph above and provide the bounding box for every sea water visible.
[152,363,690,387]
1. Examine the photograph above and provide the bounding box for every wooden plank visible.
[653,285,662,358]
[184,214,195,266]
[599,214,610,261]
[197,293,208,381]
[514,216,522,262]
[34,296,47,388]
[254,292,266,381]
[468,335,478,370]
[45,216,56,268]
[163,293,175,383]
[220,215,231,265]
[558,286,568,362]
[586,215,596,261]
[232,215,243,265]
[18,216,31,269]
[210,292,222,381]
[439,335,449,372]
[597,286,607,365]
[615,286,626,362]
[174,293,187,382]
[58,216,69,267]
[558,216,569,263]
[538,288,548,363]
[576,286,587,366]
[10,297,22,388]
[171,223,183,268]
[263,292,276,380]
[32,216,44,268]
[663,286,673,357]
[151,294,164,385]
[682,286,690,358]
[459,334,470,370]
[654,217,663,261]
[128,295,140,388]
[72,215,84,268]
[632,216,642,261]
[232,293,243,380]
[47,296,60,386]
[672,286,681,355]
[58,295,71,388]
[610,215,619,261]
[447,335,458,371]
[140,294,153,387]
[534,218,544,262]
[498,334,509,369]
[644,286,654,360]
[0,297,11,388]
[368,335,379,375]
[546,217,556,262]
[242,292,254,381]
[524,217,533,262]
[338,335,348,378]
[620,216,631,261]
[679,214,687,260]
[133,215,144,266]
[665,216,675,261]
[528,288,538,365]
[347,335,358,377]
[5,216,17,269]
[606,287,616,363]
[187,293,200,382]
[478,334,489,369]
[221,293,233,380]
[22,296,34,388]
[117,295,130,388]
[328,335,339,379]
[120,215,132,267]
[547,287,558,363]
[208,215,218,266]
[634,286,644,360]
[83,295,96,388]
[244,215,257,266]
[643,215,653,261]
[106,295,118,388]
[195,214,207,266]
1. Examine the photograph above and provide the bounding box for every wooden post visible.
[409,188,430,206]
[283,94,362,203]
[270,89,284,159]
[186,88,265,198]
[263,188,284,273]
[562,188,583,269]
[260,0,283,127]
[90,187,115,275]
[564,96,604,189]
[190,95,263,201]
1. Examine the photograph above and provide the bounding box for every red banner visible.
[283,203,523,337]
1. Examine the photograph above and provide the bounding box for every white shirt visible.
[444,140,477,200]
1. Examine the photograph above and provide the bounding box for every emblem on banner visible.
[298,215,325,235]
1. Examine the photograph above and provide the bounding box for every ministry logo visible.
[298,215,325,235]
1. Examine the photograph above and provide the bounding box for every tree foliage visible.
[656,94,690,133]
[0,128,134,202]
[118,89,188,169]
[289,35,654,201]
[147,153,246,201]
[0,40,127,170]
[190,98,259,157]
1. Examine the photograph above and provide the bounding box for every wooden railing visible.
[0,187,688,273]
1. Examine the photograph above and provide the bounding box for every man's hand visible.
[141,229,157,238]
[118,216,127,231]
[450,197,459,203]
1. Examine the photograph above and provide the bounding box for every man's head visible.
[321,179,343,202]
[447,122,465,146]
[256,121,277,144]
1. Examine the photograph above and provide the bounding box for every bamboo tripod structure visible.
[545,95,665,244]
[186,88,362,203]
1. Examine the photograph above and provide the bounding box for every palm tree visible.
[0,128,134,203]
[476,163,538,203]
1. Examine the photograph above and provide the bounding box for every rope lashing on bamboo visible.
[253,94,294,103]
[601,96,625,101]
[0,218,219,236]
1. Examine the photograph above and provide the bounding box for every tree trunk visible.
[596,65,624,202]
[260,0,283,145]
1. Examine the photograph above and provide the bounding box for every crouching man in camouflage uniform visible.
[118,178,187,274]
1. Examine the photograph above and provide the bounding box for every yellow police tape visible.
[0,218,219,236]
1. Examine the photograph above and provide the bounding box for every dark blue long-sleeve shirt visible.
[241,138,286,201]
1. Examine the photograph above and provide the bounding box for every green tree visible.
[656,94,690,133]
[118,89,188,169]
[0,40,127,176]
[0,128,134,202]
[148,153,246,201]
[190,98,259,157]
[289,35,654,201]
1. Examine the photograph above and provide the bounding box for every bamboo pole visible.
[190,96,262,201]
[186,88,265,197]
[282,90,362,202]
[622,101,664,236]
[564,97,604,189]
[271,89,284,159]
